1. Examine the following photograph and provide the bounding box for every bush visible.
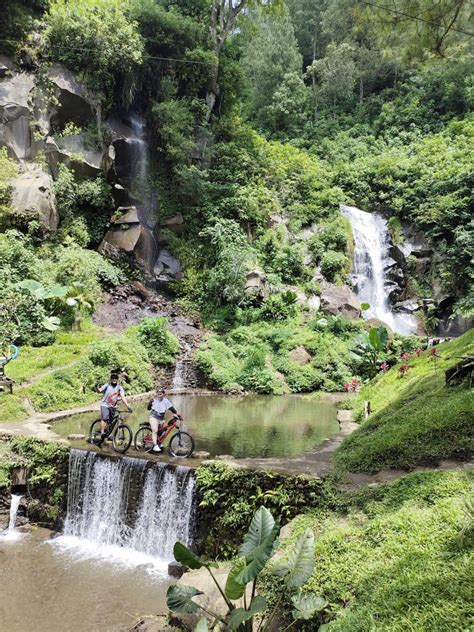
[44,0,143,105]
[321,250,348,282]
[135,317,179,366]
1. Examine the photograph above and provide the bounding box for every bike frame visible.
[141,416,180,446]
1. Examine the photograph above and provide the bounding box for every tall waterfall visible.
[55,450,195,571]
[341,204,417,335]
[129,113,157,230]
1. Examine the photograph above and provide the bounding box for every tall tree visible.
[206,0,282,121]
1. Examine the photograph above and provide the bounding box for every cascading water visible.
[341,204,417,335]
[172,341,191,391]
[129,113,157,230]
[1,494,23,541]
[54,449,195,572]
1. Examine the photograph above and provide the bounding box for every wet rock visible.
[154,249,183,282]
[11,165,58,233]
[320,282,361,319]
[67,434,85,441]
[289,346,312,366]
[168,561,186,578]
[244,269,269,302]
[191,451,211,459]
[100,223,158,272]
[0,55,16,78]
[393,299,420,314]
[112,206,139,224]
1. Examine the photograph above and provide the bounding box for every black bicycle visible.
[88,408,133,454]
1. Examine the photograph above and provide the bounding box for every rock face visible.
[154,249,183,282]
[320,282,361,319]
[11,166,58,233]
[0,72,35,160]
[45,134,102,178]
[47,64,97,129]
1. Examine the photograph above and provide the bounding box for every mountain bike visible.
[134,415,195,457]
[88,408,133,454]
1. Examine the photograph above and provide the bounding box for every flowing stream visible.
[1,493,23,541]
[341,204,417,334]
[54,449,195,570]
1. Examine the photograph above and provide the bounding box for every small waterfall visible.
[1,494,23,541]
[341,204,417,335]
[55,450,195,570]
[172,342,191,391]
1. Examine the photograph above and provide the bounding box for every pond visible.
[0,528,171,632]
[54,394,339,458]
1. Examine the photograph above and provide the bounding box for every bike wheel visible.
[112,423,132,453]
[134,425,153,452]
[168,431,195,458]
[88,419,103,445]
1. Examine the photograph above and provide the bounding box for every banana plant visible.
[166,507,327,631]
[350,325,388,378]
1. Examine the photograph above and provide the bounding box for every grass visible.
[334,329,474,473]
[272,470,474,632]
[6,326,104,383]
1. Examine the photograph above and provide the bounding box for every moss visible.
[334,330,474,473]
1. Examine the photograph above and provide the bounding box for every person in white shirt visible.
[147,387,182,453]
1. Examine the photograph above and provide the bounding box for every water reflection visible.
[54,394,338,458]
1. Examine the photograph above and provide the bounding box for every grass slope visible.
[335,329,474,473]
[276,470,473,632]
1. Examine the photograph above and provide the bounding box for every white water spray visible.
[172,341,191,391]
[53,450,195,573]
[1,494,23,541]
[341,204,417,334]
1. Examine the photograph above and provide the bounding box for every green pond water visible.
[54,394,339,458]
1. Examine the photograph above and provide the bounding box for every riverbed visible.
[53,393,339,458]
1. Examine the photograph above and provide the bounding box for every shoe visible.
[152,444,162,453]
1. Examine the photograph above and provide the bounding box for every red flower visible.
[400,352,411,361]
[380,362,389,372]
[344,379,361,392]
[415,347,423,357]
[399,364,411,376]
[430,348,440,357]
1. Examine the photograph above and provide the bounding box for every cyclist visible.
[147,387,182,453]
[97,373,132,444]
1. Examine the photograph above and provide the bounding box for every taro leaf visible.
[291,592,327,621]
[44,285,68,299]
[239,507,276,557]
[42,316,61,332]
[173,542,217,570]
[194,618,209,632]
[360,302,371,311]
[166,584,203,614]
[235,508,279,584]
[272,529,314,588]
[228,596,267,630]
[368,327,382,351]
[225,557,247,599]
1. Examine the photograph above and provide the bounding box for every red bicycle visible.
[134,416,195,457]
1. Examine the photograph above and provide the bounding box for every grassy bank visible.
[262,469,473,631]
[334,329,474,473]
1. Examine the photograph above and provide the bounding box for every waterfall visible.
[341,204,417,335]
[1,494,23,541]
[172,341,191,391]
[54,449,195,571]
[129,113,157,230]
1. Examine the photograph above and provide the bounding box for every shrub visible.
[321,250,348,282]
[135,317,179,366]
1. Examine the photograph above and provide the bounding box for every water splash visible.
[53,450,195,573]
[341,204,417,335]
[1,494,23,541]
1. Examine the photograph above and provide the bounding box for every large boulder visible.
[100,222,158,271]
[244,269,269,301]
[11,165,58,233]
[45,135,102,178]
[289,346,312,365]
[47,64,97,129]
[0,71,35,160]
[320,282,361,319]
[154,249,183,282]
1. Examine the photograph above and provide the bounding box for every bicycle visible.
[134,415,195,457]
[88,408,133,454]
